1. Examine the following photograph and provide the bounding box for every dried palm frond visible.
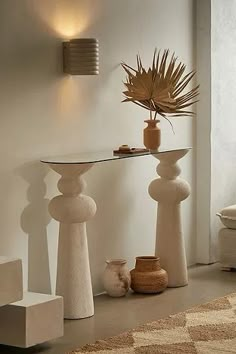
[121,49,199,125]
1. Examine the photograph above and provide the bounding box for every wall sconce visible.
[63,38,99,75]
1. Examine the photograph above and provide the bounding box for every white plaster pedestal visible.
[48,164,96,319]
[149,149,191,287]
[41,147,191,318]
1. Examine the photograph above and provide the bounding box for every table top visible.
[41,146,191,165]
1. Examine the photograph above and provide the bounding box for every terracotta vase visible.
[130,256,168,294]
[143,119,161,150]
[102,259,131,297]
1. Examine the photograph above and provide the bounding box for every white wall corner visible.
[196,0,213,264]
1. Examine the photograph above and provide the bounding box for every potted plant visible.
[121,49,199,150]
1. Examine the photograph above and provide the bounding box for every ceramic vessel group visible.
[103,256,168,296]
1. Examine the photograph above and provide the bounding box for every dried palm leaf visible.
[121,49,199,128]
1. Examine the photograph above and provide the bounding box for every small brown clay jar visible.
[143,119,161,150]
[131,256,168,294]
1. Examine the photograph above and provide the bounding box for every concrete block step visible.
[0,291,64,348]
[0,257,23,307]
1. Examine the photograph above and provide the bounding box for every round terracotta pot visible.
[130,256,168,294]
[143,119,161,150]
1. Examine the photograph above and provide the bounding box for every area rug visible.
[68,293,236,353]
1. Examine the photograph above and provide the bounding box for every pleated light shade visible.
[63,38,99,75]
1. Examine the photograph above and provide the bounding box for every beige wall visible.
[211,0,236,259]
[0,0,196,295]
[196,0,212,263]
[196,0,236,263]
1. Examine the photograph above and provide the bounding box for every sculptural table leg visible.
[48,163,96,319]
[149,149,191,287]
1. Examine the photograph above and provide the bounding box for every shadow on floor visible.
[0,344,51,354]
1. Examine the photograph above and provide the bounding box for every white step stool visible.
[0,257,23,306]
[0,292,63,348]
[219,228,236,270]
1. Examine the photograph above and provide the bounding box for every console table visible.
[41,147,191,319]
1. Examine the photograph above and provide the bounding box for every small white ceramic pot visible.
[102,259,131,297]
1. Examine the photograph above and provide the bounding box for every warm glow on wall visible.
[56,76,80,119]
[32,0,90,38]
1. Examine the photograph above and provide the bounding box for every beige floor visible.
[1,263,236,354]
